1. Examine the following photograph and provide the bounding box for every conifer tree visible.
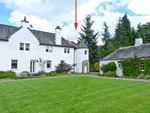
[78,14,99,64]
[137,23,146,43]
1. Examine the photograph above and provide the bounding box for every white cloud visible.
[99,6,104,13]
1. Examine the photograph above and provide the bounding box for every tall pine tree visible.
[137,22,146,43]
[78,14,99,64]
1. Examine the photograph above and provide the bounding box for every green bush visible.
[38,71,46,75]
[29,75,33,78]
[40,75,47,78]
[0,74,6,79]
[94,62,100,72]
[104,71,117,77]
[46,71,58,76]
[0,71,16,79]
[121,55,141,77]
[101,64,108,73]
[107,62,117,72]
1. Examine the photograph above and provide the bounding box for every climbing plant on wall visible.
[120,55,141,77]
[143,58,150,76]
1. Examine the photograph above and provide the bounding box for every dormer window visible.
[20,43,24,50]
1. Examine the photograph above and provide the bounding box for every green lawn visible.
[0,76,150,113]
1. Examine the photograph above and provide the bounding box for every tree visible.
[78,14,99,64]
[39,58,46,71]
[137,22,146,43]
[101,22,110,44]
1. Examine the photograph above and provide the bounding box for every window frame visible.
[84,50,87,55]
[26,43,30,51]
[49,46,53,52]
[46,46,49,52]
[46,60,51,69]
[11,60,18,69]
[140,61,145,71]
[20,43,24,50]
[64,48,66,53]
[67,48,70,53]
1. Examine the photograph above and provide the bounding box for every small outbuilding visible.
[99,35,150,76]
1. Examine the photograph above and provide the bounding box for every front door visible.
[30,60,36,73]
[118,62,123,76]
[84,65,87,73]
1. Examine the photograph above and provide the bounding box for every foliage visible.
[46,71,58,76]
[90,64,95,72]
[0,71,16,79]
[38,71,46,75]
[101,64,108,73]
[121,55,141,77]
[107,62,117,72]
[29,75,33,78]
[104,71,117,77]
[143,58,150,76]
[94,62,100,72]
[78,14,99,64]
[56,61,76,73]
[101,62,116,73]
[40,75,47,78]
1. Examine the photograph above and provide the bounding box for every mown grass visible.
[0,76,150,113]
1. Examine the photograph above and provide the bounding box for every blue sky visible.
[0,0,149,45]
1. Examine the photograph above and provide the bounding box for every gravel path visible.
[0,74,150,83]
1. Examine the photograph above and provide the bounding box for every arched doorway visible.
[82,60,90,73]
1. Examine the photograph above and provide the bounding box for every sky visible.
[0,0,150,45]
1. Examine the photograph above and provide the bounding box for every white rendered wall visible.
[0,27,75,75]
[99,60,123,76]
[76,48,89,73]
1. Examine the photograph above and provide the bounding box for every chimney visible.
[135,34,143,47]
[55,26,62,45]
[21,16,29,28]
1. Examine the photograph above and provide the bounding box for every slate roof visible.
[0,24,76,48]
[101,43,150,61]
[77,41,88,48]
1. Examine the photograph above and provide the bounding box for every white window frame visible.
[46,46,49,52]
[20,43,24,50]
[64,48,66,53]
[85,50,87,55]
[140,61,144,71]
[11,60,18,69]
[49,46,53,52]
[47,60,51,69]
[67,48,70,53]
[26,43,30,51]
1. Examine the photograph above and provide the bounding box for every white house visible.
[0,16,89,75]
[99,35,150,76]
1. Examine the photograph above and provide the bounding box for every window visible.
[11,60,18,69]
[67,48,70,53]
[64,48,66,53]
[46,46,49,52]
[20,43,24,50]
[85,50,87,55]
[119,63,122,69]
[140,61,144,71]
[26,43,30,51]
[47,61,51,68]
[49,46,53,52]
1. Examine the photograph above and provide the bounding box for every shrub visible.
[38,71,46,75]
[101,64,108,73]
[107,62,117,72]
[40,75,47,78]
[0,74,6,79]
[104,71,117,77]
[90,64,95,72]
[94,62,100,72]
[46,71,58,76]
[143,59,150,76]
[56,61,76,73]
[29,75,33,78]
